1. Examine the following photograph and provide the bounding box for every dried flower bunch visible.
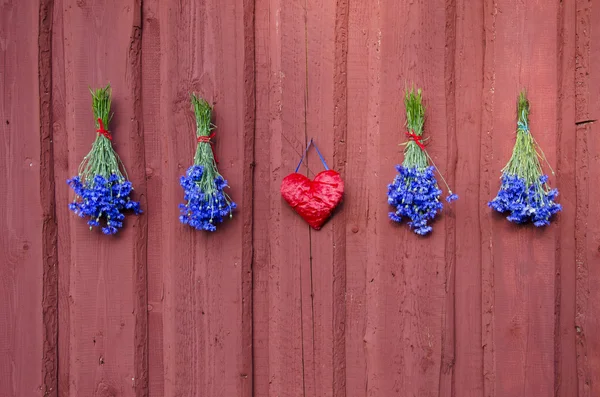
[488,91,561,226]
[387,87,457,235]
[178,94,236,231]
[67,84,142,235]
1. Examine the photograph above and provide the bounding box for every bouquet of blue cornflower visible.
[178,94,236,231]
[488,91,561,226]
[67,84,142,235]
[387,88,458,236]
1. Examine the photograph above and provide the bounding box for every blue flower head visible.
[446,193,459,203]
[488,173,561,226]
[387,165,445,236]
[67,174,142,235]
[178,165,236,231]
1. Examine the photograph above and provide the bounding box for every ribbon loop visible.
[405,130,425,150]
[295,139,330,173]
[197,132,218,163]
[96,118,112,140]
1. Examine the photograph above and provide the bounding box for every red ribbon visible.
[96,118,112,140]
[197,133,218,163]
[405,130,425,150]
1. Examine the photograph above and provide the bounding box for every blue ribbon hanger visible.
[295,138,329,173]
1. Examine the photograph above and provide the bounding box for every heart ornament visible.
[281,140,344,230]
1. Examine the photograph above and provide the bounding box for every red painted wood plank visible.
[480,1,497,395]
[0,1,45,396]
[141,3,193,396]
[140,0,254,396]
[345,1,381,396]
[39,0,60,395]
[576,0,600,394]
[556,0,578,395]
[253,0,311,395]
[440,2,459,395]
[330,2,350,397]
[485,1,560,396]
[574,1,590,395]
[50,2,78,396]
[139,1,164,396]
[453,0,485,396]
[50,1,72,395]
[54,1,148,395]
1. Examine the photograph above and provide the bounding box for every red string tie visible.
[197,133,218,163]
[96,118,112,140]
[405,130,425,150]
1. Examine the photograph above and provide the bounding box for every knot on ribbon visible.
[197,132,218,163]
[405,130,425,150]
[517,120,529,133]
[96,118,112,140]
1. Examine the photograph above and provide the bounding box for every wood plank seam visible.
[39,0,59,395]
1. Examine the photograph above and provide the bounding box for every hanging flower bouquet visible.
[387,87,458,236]
[488,91,561,226]
[178,94,236,231]
[67,84,142,235]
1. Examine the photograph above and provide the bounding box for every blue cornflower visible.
[446,193,459,203]
[387,165,445,235]
[178,165,236,231]
[488,173,561,226]
[67,174,142,235]
[388,87,458,235]
[68,84,142,235]
[489,91,561,226]
[180,94,236,231]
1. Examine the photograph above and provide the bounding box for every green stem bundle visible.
[501,91,552,193]
[190,94,233,209]
[77,84,126,183]
[402,88,428,169]
[402,87,453,194]
[488,91,561,226]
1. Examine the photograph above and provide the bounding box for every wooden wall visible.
[1,0,599,396]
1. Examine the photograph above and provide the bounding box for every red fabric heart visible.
[281,170,344,230]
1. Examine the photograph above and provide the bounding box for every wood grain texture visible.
[576,0,600,395]
[253,0,311,395]
[139,0,163,395]
[39,0,59,395]
[3,0,600,396]
[480,1,497,395]
[331,1,349,397]
[453,0,484,395]
[556,0,578,395]
[0,1,45,396]
[51,1,71,395]
[345,1,381,396]
[575,0,590,395]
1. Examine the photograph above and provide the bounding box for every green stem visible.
[502,90,550,195]
[190,94,233,218]
[402,87,428,170]
[78,84,127,184]
[401,87,454,194]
